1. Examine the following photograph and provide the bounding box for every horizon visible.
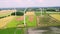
[0,6,60,8]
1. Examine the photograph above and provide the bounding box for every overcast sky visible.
[0,0,60,8]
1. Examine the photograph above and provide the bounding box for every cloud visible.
[0,0,60,8]
[35,0,44,3]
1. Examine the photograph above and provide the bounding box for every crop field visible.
[6,16,24,28]
[0,27,24,34]
[26,16,37,27]
[0,16,15,28]
[0,9,60,34]
[0,16,24,34]
[50,14,60,21]
[35,11,60,16]
[0,10,24,34]
[25,11,37,27]
[0,10,37,34]
[35,11,60,27]
[0,10,15,17]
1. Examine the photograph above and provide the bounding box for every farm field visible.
[0,10,24,34]
[35,11,60,27]
[0,16,15,28]
[0,16,24,34]
[0,14,37,34]
[0,27,24,34]
[0,10,16,17]
[50,14,60,21]
[0,8,60,34]
[25,11,37,27]
[26,16,37,27]
[6,16,24,28]
[38,15,60,27]
[35,11,60,16]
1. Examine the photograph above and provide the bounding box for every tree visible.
[11,12,24,16]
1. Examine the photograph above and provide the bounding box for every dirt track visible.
[0,16,15,28]
[36,16,40,26]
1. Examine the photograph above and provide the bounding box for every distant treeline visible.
[26,8,60,12]
[0,7,60,12]
[11,12,24,16]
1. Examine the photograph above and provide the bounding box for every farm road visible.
[36,16,40,26]
[0,16,15,28]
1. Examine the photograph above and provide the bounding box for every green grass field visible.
[0,28,24,34]
[6,16,24,28]
[0,16,24,34]
[26,16,37,27]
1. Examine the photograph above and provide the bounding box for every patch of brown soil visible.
[16,16,24,21]
[29,16,34,22]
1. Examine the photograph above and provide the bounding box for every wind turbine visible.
[40,8,43,16]
[24,8,27,26]
[14,8,16,16]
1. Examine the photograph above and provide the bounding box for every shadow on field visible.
[0,27,24,34]
[27,25,60,34]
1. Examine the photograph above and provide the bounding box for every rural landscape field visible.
[0,7,60,34]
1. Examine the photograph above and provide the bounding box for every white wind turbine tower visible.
[40,8,43,16]
[24,8,27,26]
[14,8,16,16]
